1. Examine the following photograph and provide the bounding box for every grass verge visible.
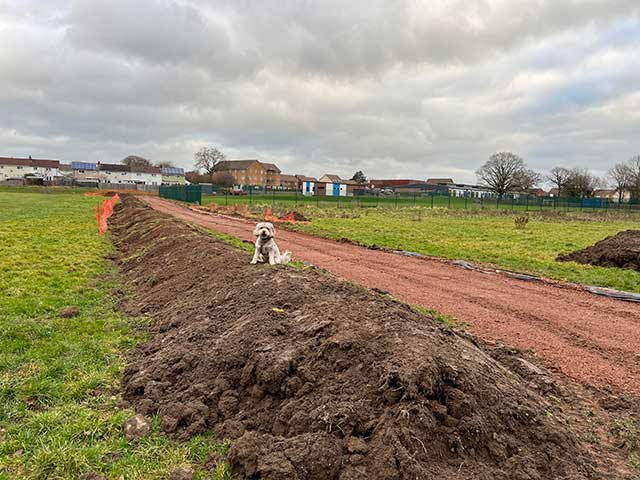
[0,191,232,479]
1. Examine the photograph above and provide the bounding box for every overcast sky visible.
[1,1,639,183]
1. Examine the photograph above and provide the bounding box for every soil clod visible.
[123,414,151,441]
[59,306,80,318]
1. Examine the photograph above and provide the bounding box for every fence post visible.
[316,192,319,207]
[413,193,416,205]
[448,194,451,209]
[395,192,398,208]
[464,196,468,209]
[431,195,434,208]
[272,189,275,206]
[295,189,298,207]
[249,187,253,205]
[481,197,484,209]
[511,196,515,211]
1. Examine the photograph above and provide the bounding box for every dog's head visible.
[254,222,275,240]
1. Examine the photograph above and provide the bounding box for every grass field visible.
[0,190,230,480]
[203,191,640,213]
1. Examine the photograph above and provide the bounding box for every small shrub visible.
[514,214,529,230]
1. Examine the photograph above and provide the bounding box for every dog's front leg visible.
[250,241,261,264]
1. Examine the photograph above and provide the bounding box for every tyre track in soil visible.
[141,196,640,395]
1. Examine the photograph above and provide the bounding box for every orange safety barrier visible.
[95,194,120,234]
[264,208,305,224]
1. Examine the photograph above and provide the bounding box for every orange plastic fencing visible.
[264,208,305,224]
[95,194,120,234]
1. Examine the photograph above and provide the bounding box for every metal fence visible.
[159,184,202,204]
[205,190,640,213]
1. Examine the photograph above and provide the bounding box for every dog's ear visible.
[267,222,276,237]
[253,223,262,236]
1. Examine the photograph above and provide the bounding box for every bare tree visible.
[625,155,640,202]
[194,147,226,180]
[476,152,538,196]
[122,155,152,169]
[514,168,542,193]
[185,170,209,184]
[211,171,235,188]
[608,162,632,203]
[564,168,601,198]
[351,170,367,184]
[546,167,571,197]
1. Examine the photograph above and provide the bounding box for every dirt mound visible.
[284,211,309,222]
[557,230,640,271]
[112,197,603,480]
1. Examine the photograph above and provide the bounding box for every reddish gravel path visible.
[142,196,640,395]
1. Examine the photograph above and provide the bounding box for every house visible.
[317,174,367,197]
[594,189,630,202]
[279,174,298,190]
[161,167,186,185]
[70,161,107,184]
[97,162,162,185]
[296,175,317,196]
[0,156,61,182]
[527,188,548,197]
[262,163,282,189]
[214,160,283,189]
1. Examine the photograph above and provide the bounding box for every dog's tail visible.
[279,251,292,265]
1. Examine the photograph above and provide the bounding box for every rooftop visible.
[0,156,60,168]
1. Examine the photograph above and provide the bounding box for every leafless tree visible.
[476,152,538,196]
[185,170,209,184]
[625,155,640,201]
[564,168,601,198]
[608,162,632,203]
[351,170,367,184]
[546,167,571,196]
[211,171,235,187]
[194,147,226,179]
[122,155,152,169]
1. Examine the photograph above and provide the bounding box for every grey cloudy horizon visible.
[1,0,639,184]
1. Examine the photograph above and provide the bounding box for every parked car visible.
[230,188,247,195]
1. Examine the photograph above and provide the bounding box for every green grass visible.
[612,416,640,469]
[0,191,232,480]
[202,191,640,213]
[282,206,640,293]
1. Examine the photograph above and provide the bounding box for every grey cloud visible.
[0,0,639,183]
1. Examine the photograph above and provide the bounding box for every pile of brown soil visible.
[112,197,610,480]
[557,230,640,271]
[284,211,309,222]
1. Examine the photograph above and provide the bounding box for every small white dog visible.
[250,222,291,265]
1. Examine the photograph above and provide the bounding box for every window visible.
[121,172,126,176]
[17,166,23,170]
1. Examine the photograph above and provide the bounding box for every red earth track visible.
[141,196,640,395]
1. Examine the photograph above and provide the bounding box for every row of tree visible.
[476,152,640,199]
